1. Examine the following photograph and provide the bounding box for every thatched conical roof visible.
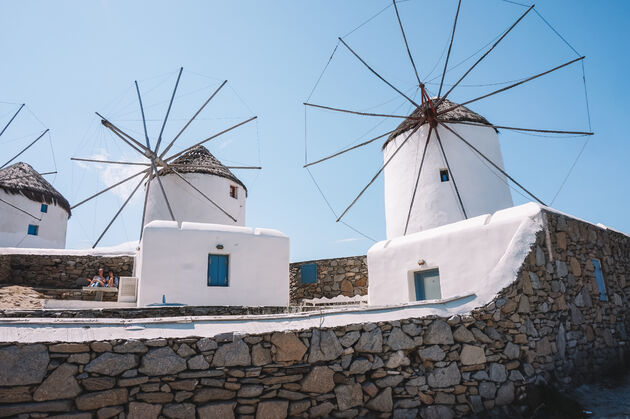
[384,98,495,148]
[0,162,71,216]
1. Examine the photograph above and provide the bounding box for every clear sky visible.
[1,0,628,261]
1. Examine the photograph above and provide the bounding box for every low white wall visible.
[136,221,289,307]
[0,191,68,249]
[367,203,543,306]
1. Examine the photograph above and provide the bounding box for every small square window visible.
[208,254,229,287]
[440,169,449,182]
[27,224,39,236]
[230,185,238,199]
[301,263,317,284]
[40,204,48,213]
[414,268,441,301]
[592,259,607,301]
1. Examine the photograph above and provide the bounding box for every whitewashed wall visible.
[136,220,289,307]
[383,122,513,239]
[143,172,246,227]
[0,190,68,249]
[367,203,543,306]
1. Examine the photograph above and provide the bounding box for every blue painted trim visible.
[301,263,317,284]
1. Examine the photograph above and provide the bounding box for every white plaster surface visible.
[143,172,246,228]
[0,240,137,256]
[0,190,68,249]
[135,220,289,307]
[383,122,513,239]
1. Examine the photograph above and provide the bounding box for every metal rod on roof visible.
[71,168,149,209]
[165,116,257,163]
[441,4,535,101]
[434,126,467,218]
[169,164,262,170]
[92,173,149,248]
[0,196,42,221]
[304,102,420,120]
[225,166,262,170]
[444,120,593,135]
[0,129,49,170]
[336,121,424,222]
[159,80,228,160]
[149,161,176,221]
[139,172,151,241]
[135,81,152,150]
[439,120,546,205]
[0,103,25,138]
[155,67,183,155]
[392,0,422,87]
[438,0,462,98]
[303,129,395,168]
[338,37,421,109]
[169,167,237,222]
[403,126,432,235]
[71,157,150,166]
[96,112,150,155]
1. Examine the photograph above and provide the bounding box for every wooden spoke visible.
[304,102,420,120]
[71,168,150,210]
[138,172,152,241]
[403,126,432,235]
[155,67,183,155]
[393,0,422,86]
[0,196,41,221]
[439,121,546,205]
[438,0,462,98]
[93,173,149,248]
[304,129,395,168]
[170,167,237,222]
[0,103,25,138]
[165,116,257,163]
[159,80,228,159]
[434,127,467,218]
[338,37,421,108]
[149,161,175,221]
[135,81,152,150]
[1,129,49,169]
[169,164,261,170]
[96,112,150,156]
[71,157,150,166]
[441,4,535,101]
[442,120,593,136]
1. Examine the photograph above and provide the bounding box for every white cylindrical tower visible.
[0,162,70,249]
[383,98,513,239]
[143,146,246,227]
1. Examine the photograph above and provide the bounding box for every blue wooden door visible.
[208,254,229,286]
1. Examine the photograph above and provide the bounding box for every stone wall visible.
[0,210,628,418]
[36,289,118,303]
[290,256,368,304]
[0,254,134,288]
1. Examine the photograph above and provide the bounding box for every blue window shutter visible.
[27,225,39,236]
[592,259,607,301]
[301,264,317,284]
[208,255,229,286]
[414,272,426,300]
[40,204,48,213]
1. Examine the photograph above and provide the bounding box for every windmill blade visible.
[440,56,585,116]
[0,196,42,221]
[71,157,150,166]
[1,129,49,170]
[441,4,535,101]
[168,163,261,170]
[96,112,151,156]
[439,121,546,205]
[71,168,150,209]
[434,127,467,218]
[404,126,432,235]
[437,0,462,98]
[225,166,262,170]
[0,103,25,138]
[92,173,148,248]
[304,102,419,120]
[337,121,424,222]
[338,37,421,108]
[165,116,257,163]
[135,81,152,150]
[149,161,175,221]
[392,0,422,86]
[159,80,228,159]
[304,129,395,168]
[155,67,184,155]
[169,167,237,222]
[442,120,593,136]
[139,173,152,241]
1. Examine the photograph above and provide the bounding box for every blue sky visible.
[1,0,628,261]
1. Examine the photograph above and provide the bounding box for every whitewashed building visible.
[0,162,70,249]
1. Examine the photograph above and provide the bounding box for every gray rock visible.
[193,388,236,403]
[85,352,138,376]
[162,403,195,419]
[570,304,585,325]
[252,343,272,366]
[366,387,393,412]
[485,327,502,341]
[33,363,81,401]
[75,388,128,410]
[427,363,461,388]
[557,323,567,359]
[114,340,148,354]
[308,329,343,363]
[556,260,568,277]
[176,344,196,358]
[197,401,235,419]
[471,328,493,344]
[402,323,422,337]
[301,366,335,393]
[525,317,539,337]
[308,401,335,417]
[335,383,363,410]
[575,287,592,308]
[504,342,520,360]
[386,350,410,368]
[393,408,419,419]
[387,328,415,350]
[355,328,383,353]
[139,347,186,376]
[212,339,251,367]
[376,375,404,388]
[278,389,307,400]
[460,345,486,366]
[488,363,507,383]
[529,272,542,289]
[271,332,307,362]
[453,326,475,343]
[421,405,454,419]
[419,345,445,362]
[289,400,310,416]
[256,400,288,419]
[479,381,496,399]
[472,370,489,381]
[196,338,218,352]
[372,355,384,369]
[339,331,361,347]
[509,370,525,382]
[0,400,72,416]
[535,245,545,266]
[469,395,484,413]
[518,295,531,313]
[424,320,454,345]
[495,381,515,406]
[349,357,372,375]
[238,385,264,398]
[187,354,209,370]
[0,344,49,386]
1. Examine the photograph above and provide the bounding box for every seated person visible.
[88,268,106,287]
[106,271,119,288]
